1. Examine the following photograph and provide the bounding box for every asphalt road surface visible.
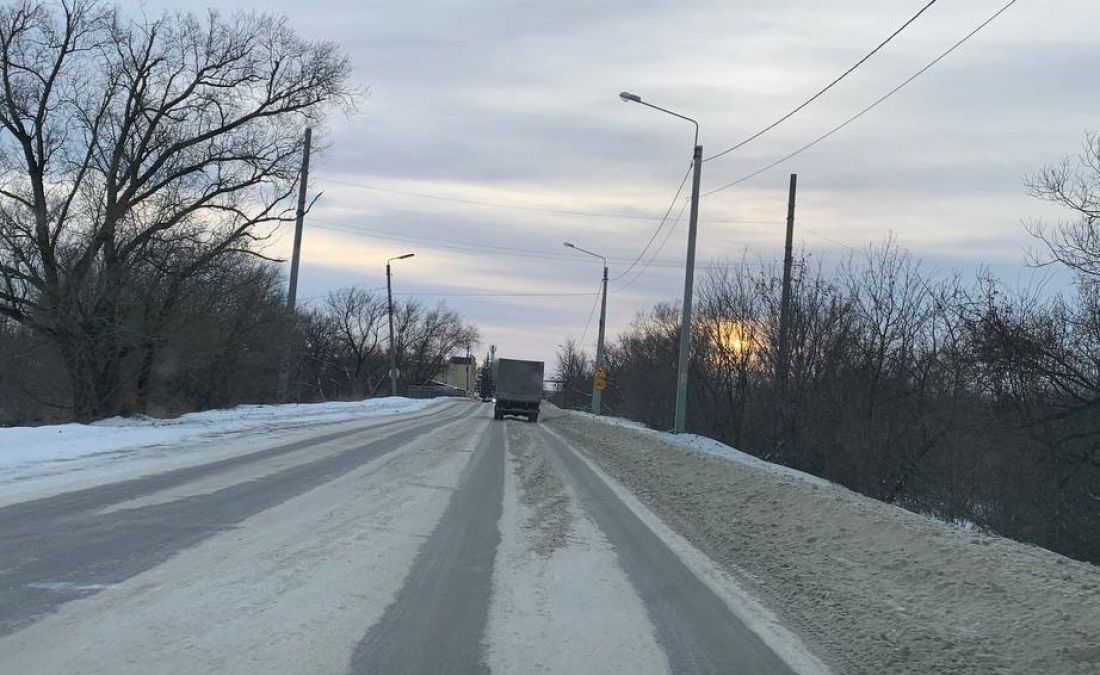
[0,401,809,674]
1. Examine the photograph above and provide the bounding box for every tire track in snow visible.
[0,405,475,637]
[485,420,671,674]
[0,412,485,674]
[349,412,505,674]
[538,426,799,674]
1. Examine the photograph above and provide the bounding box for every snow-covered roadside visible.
[0,397,445,470]
[577,412,833,489]
[0,397,454,507]
[544,406,1100,675]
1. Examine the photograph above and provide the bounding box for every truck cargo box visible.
[494,358,545,422]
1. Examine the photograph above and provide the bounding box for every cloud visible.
[121,0,1100,365]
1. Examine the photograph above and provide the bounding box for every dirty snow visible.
[542,424,830,675]
[577,411,833,488]
[0,415,482,674]
[486,421,670,674]
[545,406,1100,675]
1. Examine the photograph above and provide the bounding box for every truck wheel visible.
[528,414,538,423]
[494,410,503,420]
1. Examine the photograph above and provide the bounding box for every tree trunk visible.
[60,336,125,422]
[135,337,159,414]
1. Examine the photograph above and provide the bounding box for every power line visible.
[610,162,692,282]
[578,279,604,348]
[308,217,732,269]
[314,175,776,225]
[613,198,691,293]
[705,0,1020,197]
[802,226,860,251]
[705,0,941,163]
[396,291,597,298]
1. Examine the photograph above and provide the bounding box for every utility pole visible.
[386,262,397,397]
[777,174,797,392]
[592,262,609,415]
[672,143,703,433]
[564,242,610,416]
[276,127,312,402]
[386,253,415,397]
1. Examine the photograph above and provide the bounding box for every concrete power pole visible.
[591,262,608,415]
[776,173,797,392]
[276,127,313,402]
[672,143,703,434]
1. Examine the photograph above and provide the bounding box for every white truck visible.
[493,358,544,423]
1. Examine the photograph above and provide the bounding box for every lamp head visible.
[563,242,575,249]
[619,91,641,103]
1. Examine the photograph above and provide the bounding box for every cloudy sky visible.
[130,0,1100,365]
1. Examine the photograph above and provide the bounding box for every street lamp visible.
[620,90,703,434]
[564,242,608,416]
[386,253,415,396]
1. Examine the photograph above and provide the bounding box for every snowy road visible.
[0,401,817,674]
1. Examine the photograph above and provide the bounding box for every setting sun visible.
[712,319,765,359]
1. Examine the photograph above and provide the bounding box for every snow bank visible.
[545,406,1100,675]
[0,397,443,471]
[579,412,833,488]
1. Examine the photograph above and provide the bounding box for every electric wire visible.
[705,0,1021,197]
[802,226,861,251]
[396,291,598,298]
[613,197,691,293]
[315,175,774,225]
[309,217,732,270]
[610,162,693,282]
[705,0,941,163]
[577,279,603,348]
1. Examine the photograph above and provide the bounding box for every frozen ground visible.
[544,406,1100,675]
[0,397,449,508]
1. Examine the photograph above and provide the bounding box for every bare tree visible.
[553,339,590,410]
[0,0,351,419]
[396,302,480,388]
[1027,131,1100,277]
[324,287,387,396]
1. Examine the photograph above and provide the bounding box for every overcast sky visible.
[129,0,1100,365]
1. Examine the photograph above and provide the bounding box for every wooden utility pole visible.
[276,127,313,401]
[776,173,797,392]
[285,127,312,315]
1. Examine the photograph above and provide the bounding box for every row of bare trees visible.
[0,2,481,423]
[289,287,479,401]
[0,276,480,422]
[0,1,351,420]
[556,134,1100,564]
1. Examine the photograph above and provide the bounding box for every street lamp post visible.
[619,91,703,434]
[386,253,415,396]
[564,242,608,416]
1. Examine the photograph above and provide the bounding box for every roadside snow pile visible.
[0,397,443,470]
[581,412,833,488]
[545,406,1100,675]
